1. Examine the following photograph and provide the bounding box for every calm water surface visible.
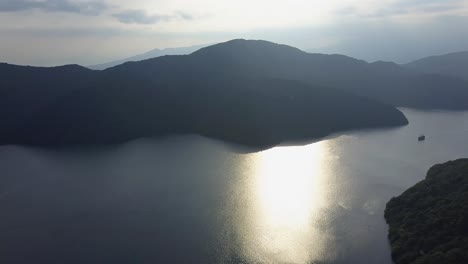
[1,109,467,264]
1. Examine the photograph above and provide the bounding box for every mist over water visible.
[1,109,467,264]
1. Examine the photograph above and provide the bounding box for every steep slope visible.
[385,159,468,264]
[87,44,207,70]
[404,51,468,81]
[109,39,468,110]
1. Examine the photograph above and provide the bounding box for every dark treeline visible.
[385,159,468,264]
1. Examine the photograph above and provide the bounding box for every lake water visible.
[1,109,467,264]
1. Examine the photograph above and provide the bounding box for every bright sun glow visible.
[237,141,333,264]
[256,143,327,227]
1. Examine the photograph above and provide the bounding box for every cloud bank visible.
[0,0,467,66]
[113,9,194,24]
[370,0,465,17]
[0,0,109,15]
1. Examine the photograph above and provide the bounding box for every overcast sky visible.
[1,0,467,66]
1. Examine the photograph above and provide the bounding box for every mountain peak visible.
[192,39,304,57]
[87,44,207,70]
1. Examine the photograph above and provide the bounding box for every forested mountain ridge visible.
[0,63,408,147]
[7,39,468,147]
[107,39,468,110]
[385,159,468,264]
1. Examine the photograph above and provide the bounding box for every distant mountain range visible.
[402,51,468,81]
[2,39,468,147]
[87,44,208,70]
[107,39,468,109]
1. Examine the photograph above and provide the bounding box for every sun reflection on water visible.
[236,141,333,264]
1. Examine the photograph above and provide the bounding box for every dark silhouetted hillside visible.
[385,159,468,264]
[108,39,468,110]
[0,61,408,147]
[0,63,96,135]
[15,39,468,147]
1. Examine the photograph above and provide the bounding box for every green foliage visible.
[385,159,468,264]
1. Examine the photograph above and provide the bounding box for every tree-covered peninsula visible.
[385,159,468,264]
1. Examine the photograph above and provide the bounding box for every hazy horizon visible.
[4,39,468,68]
[1,0,468,66]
